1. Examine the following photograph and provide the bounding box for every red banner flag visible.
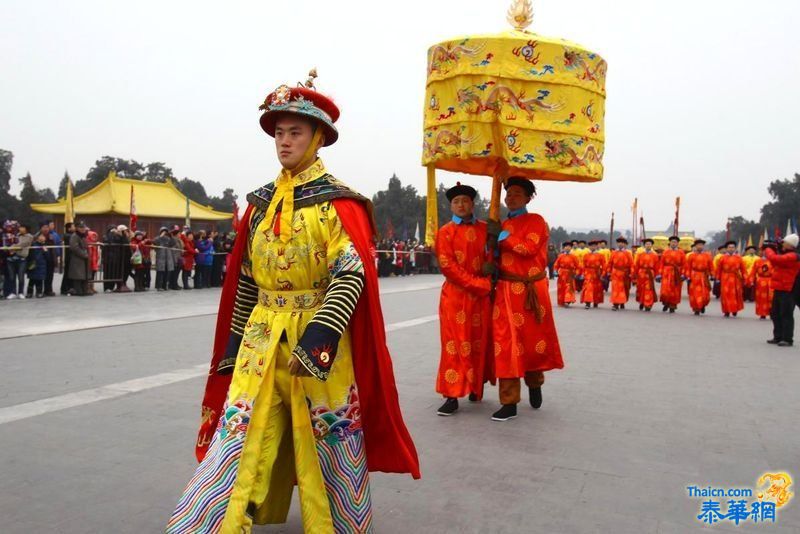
[129,185,137,232]
[232,200,240,230]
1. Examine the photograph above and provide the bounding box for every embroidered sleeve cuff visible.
[292,322,339,381]
[231,274,258,336]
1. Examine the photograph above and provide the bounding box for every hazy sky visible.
[3,0,799,235]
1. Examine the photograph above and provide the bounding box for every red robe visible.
[553,252,579,305]
[493,213,563,378]
[716,253,746,314]
[435,220,493,399]
[659,248,686,307]
[634,251,660,308]
[580,251,606,304]
[684,251,713,312]
[197,199,420,479]
[753,257,773,318]
[606,249,633,304]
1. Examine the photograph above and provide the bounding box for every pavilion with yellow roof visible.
[31,172,233,236]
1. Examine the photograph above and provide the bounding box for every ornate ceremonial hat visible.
[504,177,536,197]
[259,69,340,146]
[445,182,478,201]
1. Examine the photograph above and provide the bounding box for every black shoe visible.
[760,316,767,320]
[491,404,517,422]
[701,307,706,314]
[585,303,591,309]
[437,398,459,416]
[645,307,652,312]
[639,304,644,311]
[767,339,781,344]
[694,311,700,316]
[777,341,793,347]
[724,313,730,318]
[593,303,598,308]
[620,304,625,309]
[669,308,675,313]
[468,393,479,402]
[612,305,618,311]
[529,386,542,409]
[732,312,737,317]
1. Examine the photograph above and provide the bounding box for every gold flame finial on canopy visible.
[507,0,533,31]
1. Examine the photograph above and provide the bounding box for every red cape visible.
[196,198,420,479]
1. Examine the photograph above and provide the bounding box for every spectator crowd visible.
[1,219,235,299]
[2,220,444,300]
[375,238,437,277]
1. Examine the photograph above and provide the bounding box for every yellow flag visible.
[425,165,438,247]
[64,178,75,225]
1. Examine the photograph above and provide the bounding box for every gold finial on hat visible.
[507,0,533,31]
[302,68,318,89]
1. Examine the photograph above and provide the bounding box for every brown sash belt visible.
[499,270,547,323]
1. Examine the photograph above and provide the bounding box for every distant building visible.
[31,172,232,235]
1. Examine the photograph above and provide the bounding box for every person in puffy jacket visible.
[764,233,800,347]
[194,230,214,289]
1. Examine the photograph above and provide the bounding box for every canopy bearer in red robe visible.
[553,241,579,306]
[716,240,747,317]
[606,236,633,311]
[752,252,773,320]
[580,240,606,309]
[486,178,564,422]
[167,73,419,534]
[658,235,686,313]
[634,238,660,312]
[684,239,713,315]
[435,183,493,416]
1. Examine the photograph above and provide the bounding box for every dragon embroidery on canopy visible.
[544,139,602,169]
[563,49,607,88]
[428,41,485,75]
[457,85,562,121]
[423,127,479,159]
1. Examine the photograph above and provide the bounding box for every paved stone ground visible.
[0,275,798,533]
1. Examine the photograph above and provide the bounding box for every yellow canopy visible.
[651,235,669,251]
[423,30,606,182]
[421,1,607,244]
[31,172,232,220]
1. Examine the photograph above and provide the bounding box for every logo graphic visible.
[687,472,793,525]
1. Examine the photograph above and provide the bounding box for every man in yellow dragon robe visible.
[167,74,419,534]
